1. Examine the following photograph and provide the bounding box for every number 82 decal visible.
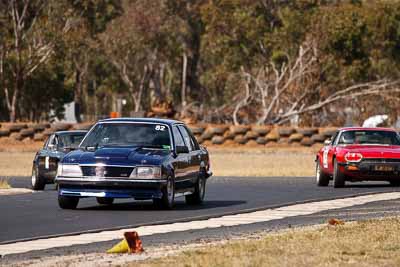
[155,125,166,131]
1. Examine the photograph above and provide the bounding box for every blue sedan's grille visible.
[81,166,134,178]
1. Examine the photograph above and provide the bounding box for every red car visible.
[316,127,400,188]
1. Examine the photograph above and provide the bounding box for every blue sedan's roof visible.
[55,130,88,135]
[98,117,184,126]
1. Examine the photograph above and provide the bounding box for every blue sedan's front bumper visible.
[59,188,163,199]
[56,177,167,200]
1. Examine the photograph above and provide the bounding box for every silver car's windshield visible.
[80,123,171,149]
[58,134,86,148]
[338,130,400,146]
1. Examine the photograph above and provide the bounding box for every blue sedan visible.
[55,118,212,210]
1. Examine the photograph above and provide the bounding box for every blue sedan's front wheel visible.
[58,195,79,209]
[154,176,175,210]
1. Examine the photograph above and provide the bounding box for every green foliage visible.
[68,0,123,36]
[2,0,400,124]
[22,61,73,121]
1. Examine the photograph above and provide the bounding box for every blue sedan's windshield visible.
[80,123,171,149]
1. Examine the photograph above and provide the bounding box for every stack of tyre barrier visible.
[0,123,94,142]
[0,122,337,147]
[188,124,337,147]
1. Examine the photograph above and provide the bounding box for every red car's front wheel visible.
[316,161,329,187]
[333,159,345,188]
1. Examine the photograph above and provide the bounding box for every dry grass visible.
[135,217,400,267]
[0,148,316,177]
[0,152,34,176]
[0,178,11,189]
[0,138,42,152]
[209,147,315,177]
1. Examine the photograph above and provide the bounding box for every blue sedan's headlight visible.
[130,166,161,179]
[58,164,83,177]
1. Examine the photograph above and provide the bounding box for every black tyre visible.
[154,176,175,210]
[58,195,79,209]
[186,172,206,205]
[333,159,345,188]
[96,197,114,205]
[31,166,45,191]
[316,161,329,187]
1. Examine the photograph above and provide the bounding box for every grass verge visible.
[135,217,400,267]
[0,152,34,177]
[209,148,315,177]
[0,178,11,189]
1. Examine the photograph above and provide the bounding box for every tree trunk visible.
[134,65,149,112]
[181,52,187,109]
[9,66,23,122]
[9,90,17,122]
[74,69,82,123]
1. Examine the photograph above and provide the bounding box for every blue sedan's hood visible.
[63,147,170,166]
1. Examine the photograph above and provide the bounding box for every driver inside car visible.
[340,131,355,144]
[103,126,122,144]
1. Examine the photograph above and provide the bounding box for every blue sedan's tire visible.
[333,159,345,188]
[185,171,206,205]
[58,195,79,209]
[31,166,45,191]
[154,176,175,210]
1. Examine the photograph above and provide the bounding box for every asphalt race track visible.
[1,176,399,244]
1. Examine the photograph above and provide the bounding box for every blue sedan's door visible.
[177,125,200,180]
[172,126,191,191]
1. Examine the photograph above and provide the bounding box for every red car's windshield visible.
[338,130,400,146]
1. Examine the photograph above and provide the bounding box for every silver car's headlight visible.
[58,164,83,177]
[130,166,161,179]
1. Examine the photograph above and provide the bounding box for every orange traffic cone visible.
[107,231,144,253]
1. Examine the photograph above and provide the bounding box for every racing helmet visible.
[340,131,355,144]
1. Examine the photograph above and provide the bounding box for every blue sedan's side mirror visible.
[176,146,189,154]
[63,147,76,153]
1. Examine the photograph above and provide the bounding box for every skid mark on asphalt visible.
[1,192,400,256]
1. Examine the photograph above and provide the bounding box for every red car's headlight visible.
[344,152,363,163]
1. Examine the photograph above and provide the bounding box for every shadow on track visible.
[78,200,247,211]
[342,182,395,188]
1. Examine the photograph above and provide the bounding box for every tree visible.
[0,0,71,121]
[165,0,207,106]
[101,0,180,113]
[64,0,122,122]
